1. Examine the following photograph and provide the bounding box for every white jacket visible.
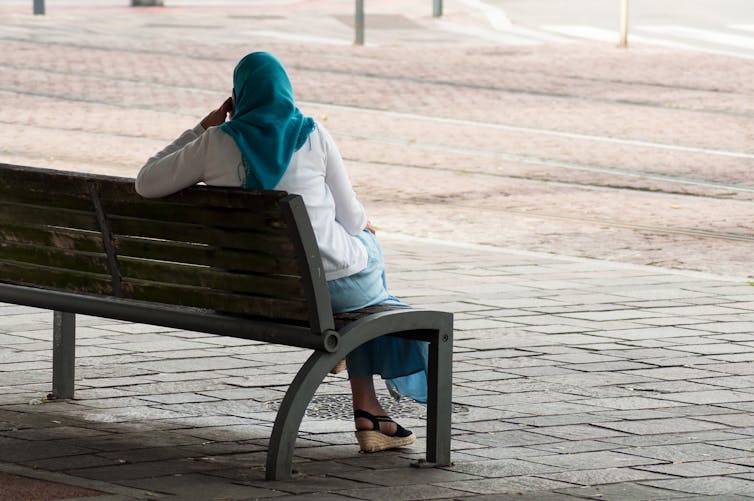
[136,122,368,281]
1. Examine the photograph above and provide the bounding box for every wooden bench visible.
[0,163,453,480]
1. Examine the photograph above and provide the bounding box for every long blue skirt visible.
[327,230,429,404]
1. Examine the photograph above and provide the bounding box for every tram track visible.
[2,34,752,276]
[345,158,754,206]
[2,56,752,160]
[348,158,754,246]
[2,37,754,119]
[332,131,754,197]
[2,90,753,200]
[6,78,752,165]
[382,197,754,243]
[3,42,754,201]
[5,34,754,99]
[301,102,754,160]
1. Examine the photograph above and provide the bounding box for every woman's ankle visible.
[353,409,397,435]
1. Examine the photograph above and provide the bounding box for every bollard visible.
[433,0,443,17]
[33,0,44,15]
[355,0,364,46]
[618,0,629,47]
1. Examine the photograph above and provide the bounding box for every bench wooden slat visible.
[118,258,305,298]
[108,217,296,254]
[0,203,99,232]
[0,225,104,253]
[97,179,288,210]
[122,280,310,321]
[0,163,319,323]
[0,164,95,196]
[0,261,114,295]
[102,199,288,232]
[114,237,300,275]
[0,241,109,274]
[0,162,286,209]
[0,189,92,211]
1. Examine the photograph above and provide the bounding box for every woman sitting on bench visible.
[136,51,427,453]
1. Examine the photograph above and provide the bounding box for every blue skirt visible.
[327,230,429,404]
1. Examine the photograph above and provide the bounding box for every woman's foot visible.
[329,359,346,374]
[354,409,416,452]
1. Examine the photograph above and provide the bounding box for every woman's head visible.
[230,52,296,119]
[220,52,314,190]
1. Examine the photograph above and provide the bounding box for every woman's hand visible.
[200,97,234,129]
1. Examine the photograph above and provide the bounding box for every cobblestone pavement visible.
[2,237,754,499]
[1,1,754,499]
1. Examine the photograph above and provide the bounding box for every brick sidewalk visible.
[2,1,754,499]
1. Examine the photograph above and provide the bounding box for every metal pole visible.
[355,0,365,45]
[618,0,629,47]
[51,311,75,399]
[433,0,443,17]
[33,0,44,15]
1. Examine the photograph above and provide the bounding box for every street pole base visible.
[411,459,453,469]
[131,0,164,6]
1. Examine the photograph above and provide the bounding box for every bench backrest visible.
[0,163,334,334]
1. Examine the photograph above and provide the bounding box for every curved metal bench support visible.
[266,309,453,480]
[265,349,342,480]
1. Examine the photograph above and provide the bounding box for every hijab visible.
[220,52,315,190]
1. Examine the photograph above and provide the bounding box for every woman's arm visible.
[136,98,233,198]
[135,124,207,198]
[320,125,368,235]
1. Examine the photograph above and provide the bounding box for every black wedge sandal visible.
[354,409,416,452]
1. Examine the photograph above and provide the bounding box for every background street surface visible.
[1,1,754,499]
[1,0,753,278]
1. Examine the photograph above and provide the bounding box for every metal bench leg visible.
[425,322,453,466]
[51,311,75,399]
[266,351,341,480]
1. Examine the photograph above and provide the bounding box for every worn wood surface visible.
[0,261,114,295]
[113,237,300,275]
[0,225,103,253]
[0,163,313,322]
[1,189,92,211]
[122,280,309,321]
[104,199,288,232]
[118,258,305,298]
[108,217,296,253]
[0,203,99,232]
[0,241,109,273]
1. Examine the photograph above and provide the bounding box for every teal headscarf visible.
[220,52,315,190]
